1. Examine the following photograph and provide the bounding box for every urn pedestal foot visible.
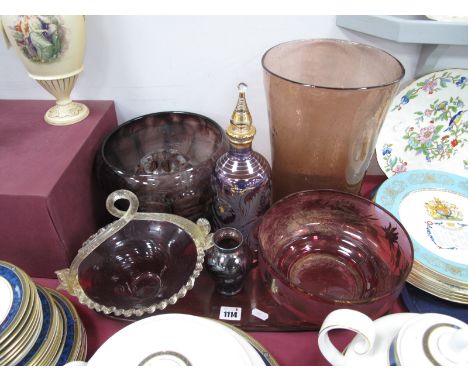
[37,74,89,126]
[44,101,89,126]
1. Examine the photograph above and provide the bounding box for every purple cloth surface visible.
[0,100,117,277]
[34,277,406,366]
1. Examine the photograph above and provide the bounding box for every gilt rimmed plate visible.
[2,295,42,365]
[43,295,66,366]
[0,280,42,366]
[376,69,468,178]
[407,273,468,304]
[88,314,266,366]
[17,285,57,365]
[375,170,468,293]
[33,290,64,366]
[0,261,29,341]
[215,321,278,366]
[48,289,84,366]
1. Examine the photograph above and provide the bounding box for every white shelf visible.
[336,15,468,46]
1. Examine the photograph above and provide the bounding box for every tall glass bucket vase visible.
[262,39,404,201]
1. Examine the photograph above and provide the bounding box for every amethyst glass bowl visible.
[56,190,212,318]
[257,190,414,326]
[96,112,228,221]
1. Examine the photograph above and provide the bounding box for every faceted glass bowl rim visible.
[100,111,227,178]
[261,38,406,90]
[258,189,415,305]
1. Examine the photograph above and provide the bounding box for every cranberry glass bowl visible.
[56,190,212,318]
[257,190,414,326]
[97,111,228,221]
[77,220,198,311]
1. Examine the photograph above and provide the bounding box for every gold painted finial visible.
[226,82,256,146]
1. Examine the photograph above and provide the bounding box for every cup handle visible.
[318,309,376,366]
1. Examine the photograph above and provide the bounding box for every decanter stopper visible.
[226,83,257,146]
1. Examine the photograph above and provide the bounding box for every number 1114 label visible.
[219,306,242,321]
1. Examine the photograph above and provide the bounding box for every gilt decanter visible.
[211,83,272,258]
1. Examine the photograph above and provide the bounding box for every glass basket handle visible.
[106,189,139,220]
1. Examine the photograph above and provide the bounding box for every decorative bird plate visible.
[376,69,468,178]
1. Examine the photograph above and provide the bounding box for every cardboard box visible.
[0,100,117,277]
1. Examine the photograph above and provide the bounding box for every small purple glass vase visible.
[205,227,252,295]
[211,83,272,258]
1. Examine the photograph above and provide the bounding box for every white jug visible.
[318,309,468,365]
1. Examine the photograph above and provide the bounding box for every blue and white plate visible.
[3,292,43,366]
[375,170,468,301]
[0,261,29,341]
[16,285,55,365]
[48,289,82,366]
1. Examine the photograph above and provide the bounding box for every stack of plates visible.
[84,313,277,366]
[375,67,468,304]
[375,170,468,304]
[0,260,87,365]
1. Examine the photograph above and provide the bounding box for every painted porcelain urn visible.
[1,15,89,126]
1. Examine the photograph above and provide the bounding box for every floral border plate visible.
[376,69,468,178]
[375,170,468,286]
